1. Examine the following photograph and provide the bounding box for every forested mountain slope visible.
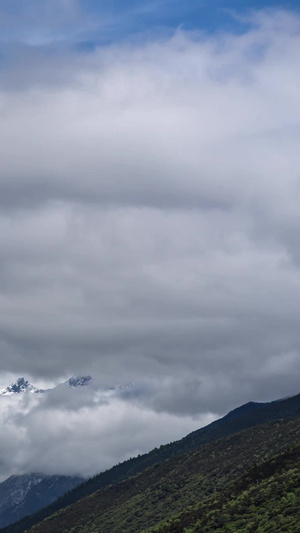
[26,418,300,533]
[3,392,300,533]
[145,445,300,533]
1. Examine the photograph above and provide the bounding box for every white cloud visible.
[0,9,299,466]
[0,389,214,480]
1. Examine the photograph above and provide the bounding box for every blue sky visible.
[85,0,300,36]
[0,0,300,47]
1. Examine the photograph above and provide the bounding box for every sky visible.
[0,0,300,479]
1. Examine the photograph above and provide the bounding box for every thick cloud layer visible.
[0,386,215,481]
[0,8,300,477]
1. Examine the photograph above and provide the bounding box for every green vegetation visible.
[4,392,300,533]
[144,446,300,533]
[26,418,300,533]
[3,393,300,533]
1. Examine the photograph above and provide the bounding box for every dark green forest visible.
[3,393,300,533]
[145,445,300,533]
[26,419,300,532]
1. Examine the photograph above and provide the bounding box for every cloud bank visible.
[0,386,214,480]
[0,9,300,477]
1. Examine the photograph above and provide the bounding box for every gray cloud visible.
[0,9,300,477]
[0,388,213,480]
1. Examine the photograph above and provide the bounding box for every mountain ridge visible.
[0,375,135,397]
[0,474,84,529]
[0,378,45,396]
[24,417,300,533]
[3,389,300,533]
[0,375,93,396]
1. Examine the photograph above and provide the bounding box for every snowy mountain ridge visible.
[0,375,135,396]
[0,473,83,529]
[0,375,93,396]
[0,377,45,396]
[66,375,92,388]
[0,474,45,512]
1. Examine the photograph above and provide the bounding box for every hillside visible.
[144,444,300,533]
[3,392,300,533]
[26,417,300,533]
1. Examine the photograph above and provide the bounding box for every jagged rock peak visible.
[0,377,45,395]
[66,376,92,388]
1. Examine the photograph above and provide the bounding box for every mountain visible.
[0,475,44,514]
[66,376,92,388]
[0,378,45,396]
[3,390,300,533]
[0,375,136,398]
[0,474,83,529]
[13,417,300,533]
[144,443,300,533]
[0,375,94,397]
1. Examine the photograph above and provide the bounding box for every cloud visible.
[0,388,214,480]
[0,8,299,448]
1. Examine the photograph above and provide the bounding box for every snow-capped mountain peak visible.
[66,376,92,388]
[0,378,45,396]
[0,375,136,397]
[0,375,93,396]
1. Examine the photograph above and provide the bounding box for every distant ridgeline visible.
[0,475,84,530]
[2,392,300,533]
[0,376,93,396]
